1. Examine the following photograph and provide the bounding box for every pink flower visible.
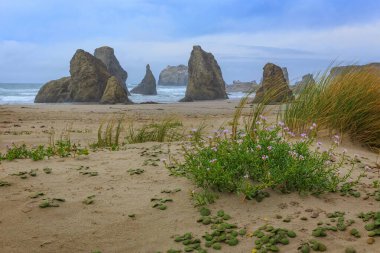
[210,159,217,163]
[256,144,262,150]
[278,121,285,127]
[267,146,273,151]
[259,115,267,121]
[262,155,269,160]
[300,133,307,138]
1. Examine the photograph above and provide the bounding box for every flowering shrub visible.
[179,118,348,198]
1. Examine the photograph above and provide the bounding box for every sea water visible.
[0,83,247,104]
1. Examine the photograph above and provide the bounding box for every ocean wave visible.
[0,83,247,104]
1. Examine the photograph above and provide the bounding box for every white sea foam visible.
[0,83,248,104]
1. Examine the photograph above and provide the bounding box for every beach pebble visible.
[311,212,319,218]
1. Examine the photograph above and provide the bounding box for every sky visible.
[1,0,380,84]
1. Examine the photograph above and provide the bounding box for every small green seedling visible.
[43,167,52,174]
[0,180,11,187]
[127,168,145,175]
[30,192,44,198]
[83,195,95,205]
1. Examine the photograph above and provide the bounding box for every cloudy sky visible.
[1,0,380,84]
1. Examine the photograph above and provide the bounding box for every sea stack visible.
[293,74,316,93]
[69,49,111,102]
[131,64,157,95]
[94,46,130,95]
[100,76,131,104]
[226,80,259,93]
[180,45,228,102]
[35,48,133,104]
[282,67,290,85]
[158,65,188,86]
[330,63,380,78]
[253,63,293,104]
[34,77,71,103]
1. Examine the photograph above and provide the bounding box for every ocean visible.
[0,83,247,104]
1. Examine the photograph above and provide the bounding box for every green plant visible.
[180,122,347,197]
[93,117,124,150]
[252,225,297,252]
[125,118,183,144]
[0,141,87,161]
[176,92,352,198]
[191,190,218,206]
[0,180,11,187]
[186,122,207,144]
[283,66,380,148]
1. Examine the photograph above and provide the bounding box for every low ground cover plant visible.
[180,120,347,198]
[0,140,88,161]
[176,93,351,199]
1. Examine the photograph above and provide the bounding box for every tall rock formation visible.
[94,46,130,95]
[293,74,316,93]
[181,45,228,102]
[34,77,71,103]
[35,48,133,104]
[100,76,131,104]
[282,67,290,85]
[330,63,380,78]
[131,64,157,95]
[69,49,111,102]
[226,80,259,93]
[253,63,293,104]
[158,65,188,86]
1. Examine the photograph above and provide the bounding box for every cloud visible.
[1,16,380,83]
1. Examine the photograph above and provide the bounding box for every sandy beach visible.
[0,101,378,253]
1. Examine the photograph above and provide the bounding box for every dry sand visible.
[0,101,379,253]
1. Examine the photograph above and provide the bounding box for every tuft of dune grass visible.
[283,66,380,149]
